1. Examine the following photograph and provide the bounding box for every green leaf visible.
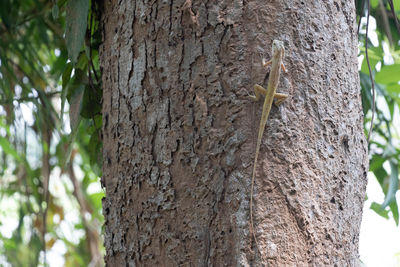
[370,154,385,172]
[88,192,105,212]
[387,97,395,119]
[80,85,101,119]
[389,199,399,226]
[88,131,101,166]
[52,4,59,19]
[61,62,73,122]
[65,0,89,64]
[381,160,399,209]
[0,137,22,162]
[93,114,102,130]
[370,0,379,9]
[386,83,400,95]
[373,166,388,185]
[376,64,400,85]
[360,45,382,74]
[360,72,372,115]
[69,84,85,133]
[382,143,397,158]
[370,201,389,219]
[63,81,85,166]
[51,50,69,78]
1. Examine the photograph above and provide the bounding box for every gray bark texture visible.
[100,0,368,266]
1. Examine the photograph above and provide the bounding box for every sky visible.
[360,174,400,267]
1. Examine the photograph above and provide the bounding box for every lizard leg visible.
[249,84,288,105]
[248,84,267,101]
[263,60,272,68]
[281,63,287,73]
[264,59,286,73]
[274,93,288,106]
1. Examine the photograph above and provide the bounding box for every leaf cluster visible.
[357,0,400,225]
[0,0,104,265]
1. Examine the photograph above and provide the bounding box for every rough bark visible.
[100,0,368,266]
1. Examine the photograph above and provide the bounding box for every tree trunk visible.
[100,0,368,266]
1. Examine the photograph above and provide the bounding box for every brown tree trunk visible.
[100,0,368,266]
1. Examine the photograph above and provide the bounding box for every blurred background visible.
[0,0,399,266]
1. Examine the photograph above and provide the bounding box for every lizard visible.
[248,39,288,260]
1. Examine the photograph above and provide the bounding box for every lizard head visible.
[272,40,285,54]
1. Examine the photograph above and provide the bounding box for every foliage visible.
[357,0,400,225]
[0,0,103,266]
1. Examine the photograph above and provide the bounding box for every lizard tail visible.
[250,154,258,245]
[250,138,268,264]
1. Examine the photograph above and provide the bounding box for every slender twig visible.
[41,128,51,267]
[67,162,102,266]
[87,8,102,141]
[388,0,400,35]
[365,0,375,143]
[88,8,100,84]
[378,0,393,46]
[0,92,61,105]
[357,0,366,35]
[0,2,51,36]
